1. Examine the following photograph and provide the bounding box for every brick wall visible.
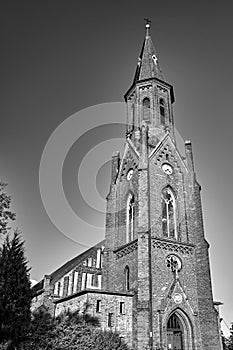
[55,291,133,348]
[194,183,221,350]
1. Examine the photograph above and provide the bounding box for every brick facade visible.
[54,291,133,347]
[32,24,222,350]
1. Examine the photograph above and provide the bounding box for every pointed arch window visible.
[131,103,135,130]
[142,97,150,121]
[162,187,177,239]
[126,193,135,243]
[124,266,130,291]
[167,313,181,330]
[159,98,165,125]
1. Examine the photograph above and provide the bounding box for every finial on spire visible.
[144,18,151,37]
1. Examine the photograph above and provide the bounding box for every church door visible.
[167,314,183,350]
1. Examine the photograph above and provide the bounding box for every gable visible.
[117,141,139,184]
[149,134,190,176]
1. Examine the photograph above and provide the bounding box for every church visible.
[32,22,222,350]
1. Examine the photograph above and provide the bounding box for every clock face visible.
[127,169,133,181]
[162,163,173,175]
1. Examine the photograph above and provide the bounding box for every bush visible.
[21,309,129,350]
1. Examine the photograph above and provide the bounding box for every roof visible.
[133,23,163,83]
[54,288,134,304]
[124,23,175,103]
[32,239,105,292]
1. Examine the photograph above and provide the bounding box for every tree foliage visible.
[0,183,129,349]
[0,231,32,349]
[227,328,233,350]
[0,183,16,236]
[22,309,129,350]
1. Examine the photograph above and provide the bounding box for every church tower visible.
[102,22,222,350]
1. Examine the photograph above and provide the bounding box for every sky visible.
[1,0,233,335]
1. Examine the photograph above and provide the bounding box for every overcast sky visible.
[1,0,233,335]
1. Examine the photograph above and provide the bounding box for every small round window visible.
[166,255,182,272]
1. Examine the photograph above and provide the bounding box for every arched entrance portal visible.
[167,313,183,350]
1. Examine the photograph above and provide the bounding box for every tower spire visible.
[133,20,164,83]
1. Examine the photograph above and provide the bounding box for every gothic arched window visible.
[124,266,130,291]
[131,103,135,130]
[159,98,165,125]
[167,313,181,330]
[126,193,135,243]
[162,187,177,239]
[142,97,150,121]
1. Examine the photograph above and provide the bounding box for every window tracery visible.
[124,266,130,291]
[162,187,177,239]
[142,97,150,121]
[159,98,165,124]
[166,254,182,272]
[126,193,135,243]
[167,313,181,329]
[131,103,135,130]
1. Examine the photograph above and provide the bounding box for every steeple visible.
[125,21,175,148]
[133,19,164,83]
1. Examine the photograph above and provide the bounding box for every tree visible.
[22,309,129,350]
[0,182,16,236]
[0,231,32,349]
[21,309,55,350]
[51,309,128,350]
[227,324,233,350]
[90,329,129,350]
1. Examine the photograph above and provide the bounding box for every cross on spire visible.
[144,18,151,27]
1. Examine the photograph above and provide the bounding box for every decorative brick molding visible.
[152,238,194,255]
[114,240,138,259]
[157,85,168,94]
